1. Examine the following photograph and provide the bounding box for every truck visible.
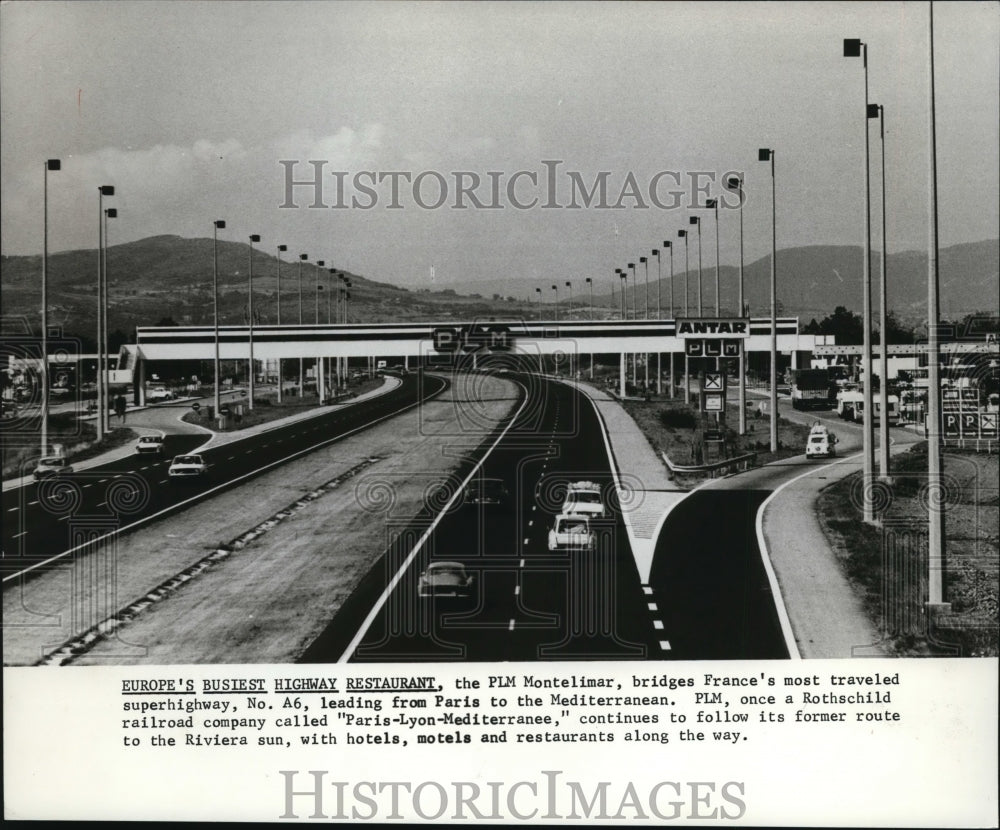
[789,368,834,410]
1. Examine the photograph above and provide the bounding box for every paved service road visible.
[302,374,666,663]
[1,373,447,581]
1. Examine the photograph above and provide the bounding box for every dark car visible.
[465,477,509,506]
[417,562,475,598]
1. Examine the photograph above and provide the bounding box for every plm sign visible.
[941,411,998,437]
[432,324,511,353]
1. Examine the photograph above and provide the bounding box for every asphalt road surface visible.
[1,372,447,581]
[304,374,665,663]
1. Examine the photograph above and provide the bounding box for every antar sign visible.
[676,319,749,338]
[432,324,512,353]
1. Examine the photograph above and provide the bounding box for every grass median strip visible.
[35,455,386,666]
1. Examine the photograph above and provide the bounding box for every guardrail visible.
[661,450,758,478]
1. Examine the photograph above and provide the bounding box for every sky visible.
[1,0,997,296]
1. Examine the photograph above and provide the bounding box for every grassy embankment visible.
[816,444,998,657]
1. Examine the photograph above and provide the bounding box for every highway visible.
[1,373,447,581]
[303,375,663,663]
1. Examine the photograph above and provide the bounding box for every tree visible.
[813,306,863,344]
[156,316,180,327]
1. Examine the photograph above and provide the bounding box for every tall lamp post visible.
[844,37,876,523]
[651,250,661,394]
[707,198,721,316]
[96,185,115,441]
[102,207,118,433]
[247,234,260,410]
[551,284,559,321]
[664,240,675,398]
[678,229,689,316]
[585,277,594,378]
[627,262,637,385]
[535,287,542,320]
[616,269,626,319]
[925,4,947,610]
[276,244,287,403]
[758,148,778,453]
[212,220,226,417]
[726,175,747,435]
[689,217,703,317]
[870,101,891,481]
[315,259,325,403]
[298,254,307,398]
[40,159,60,456]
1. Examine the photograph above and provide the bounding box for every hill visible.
[1,235,996,345]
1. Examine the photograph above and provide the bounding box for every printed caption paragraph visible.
[120,668,904,749]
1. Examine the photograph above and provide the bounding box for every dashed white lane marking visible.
[158,479,168,484]
[58,515,70,521]
[647,602,658,611]
[653,620,664,630]
[642,586,653,595]
[13,531,27,538]
[508,619,516,631]
[523,537,530,545]
[28,500,38,506]
[514,585,520,596]
[7,507,19,512]
[520,559,525,567]
[528,520,533,527]
[659,640,672,651]
[96,501,107,507]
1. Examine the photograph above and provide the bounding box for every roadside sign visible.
[705,339,722,357]
[704,372,724,391]
[685,339,704,357]
[982,412,997,436]
[219,404,231,415]
[191,402,201,411]
[703,391,724,412]
[704,429,724,441]
[723,340,741,358]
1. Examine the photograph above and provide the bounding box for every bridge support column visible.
[318,357,325,404]
[684,353,690,404]
[619,353,626,398]
[298,357,304,398]
[277,359,283,403]
[657,353,662,396]
[137,358,146,407]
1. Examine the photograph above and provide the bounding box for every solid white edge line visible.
[3,377,445,585]
[337,378,530,663]
[753,449,863,661]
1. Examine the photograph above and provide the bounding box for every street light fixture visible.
[40,159,60,456]
[616,269,625,319]
[689,216,703,317]
[248,234,261,410]
[627,262,636,321]
[844,36,877,523]
[551,284,559,321]
[96,185,114,442]
[725,174,747,434]
[535,287,542,320]
[102,207,118,433]
[677,229,689,316]
[706,198,721,316]
[212,220,226,417]
[758,148,778,453]
[298,254,307,398]
[925,4,947,610]
[664,240,675,398]
[585,277,593,320]
[275,244,287,403]
[869,101,891,481]
[652,248,661,394]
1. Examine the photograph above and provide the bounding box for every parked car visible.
[167,454,208,480]
[547,514,596,551]
[560,481,605,518]
[135,435,166,456]
[465,477,509,506]
[33,455,74,481]
[417,562,475,598]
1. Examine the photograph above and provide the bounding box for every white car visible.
[135,435,166,455]
[805,424,837,459]
[547,513,596,551]
[146,385,174,402]
[168,453,209,479]
[561,481,605,518]
[33,455,74,481]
